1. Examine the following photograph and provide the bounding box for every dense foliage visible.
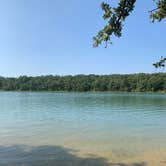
[0,73,166,92]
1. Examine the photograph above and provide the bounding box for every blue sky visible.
[0,0,165,77]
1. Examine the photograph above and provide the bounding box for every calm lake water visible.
[0,92,166,166]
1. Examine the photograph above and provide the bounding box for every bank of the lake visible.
[0,73,166,92]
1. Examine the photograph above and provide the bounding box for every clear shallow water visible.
[0,92,166,165]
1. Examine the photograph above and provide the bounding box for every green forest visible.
[0,73,166,92]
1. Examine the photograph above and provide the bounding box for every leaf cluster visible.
[153,56,166,68]
[150,0,166,22]
[93,0,166,47]
[93,0,136,47]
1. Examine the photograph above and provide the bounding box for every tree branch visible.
[148,7,160,13]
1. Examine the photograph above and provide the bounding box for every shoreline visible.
[0,90,166,94]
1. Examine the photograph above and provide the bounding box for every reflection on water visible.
[0,92,166,165]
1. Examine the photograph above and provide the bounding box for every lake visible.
[0,92,166,166]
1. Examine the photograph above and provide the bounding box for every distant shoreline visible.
[0,73,166,92]
[0,90,166,94]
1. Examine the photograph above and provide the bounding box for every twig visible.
[148,7,160,13]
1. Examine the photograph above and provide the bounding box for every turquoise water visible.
[0,92,166,165]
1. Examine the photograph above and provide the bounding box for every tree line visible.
[0,73,166,92]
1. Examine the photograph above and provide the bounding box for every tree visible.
[0,74,166,92]
[93,0,166,68]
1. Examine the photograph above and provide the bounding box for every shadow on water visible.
[0,145,147,166]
